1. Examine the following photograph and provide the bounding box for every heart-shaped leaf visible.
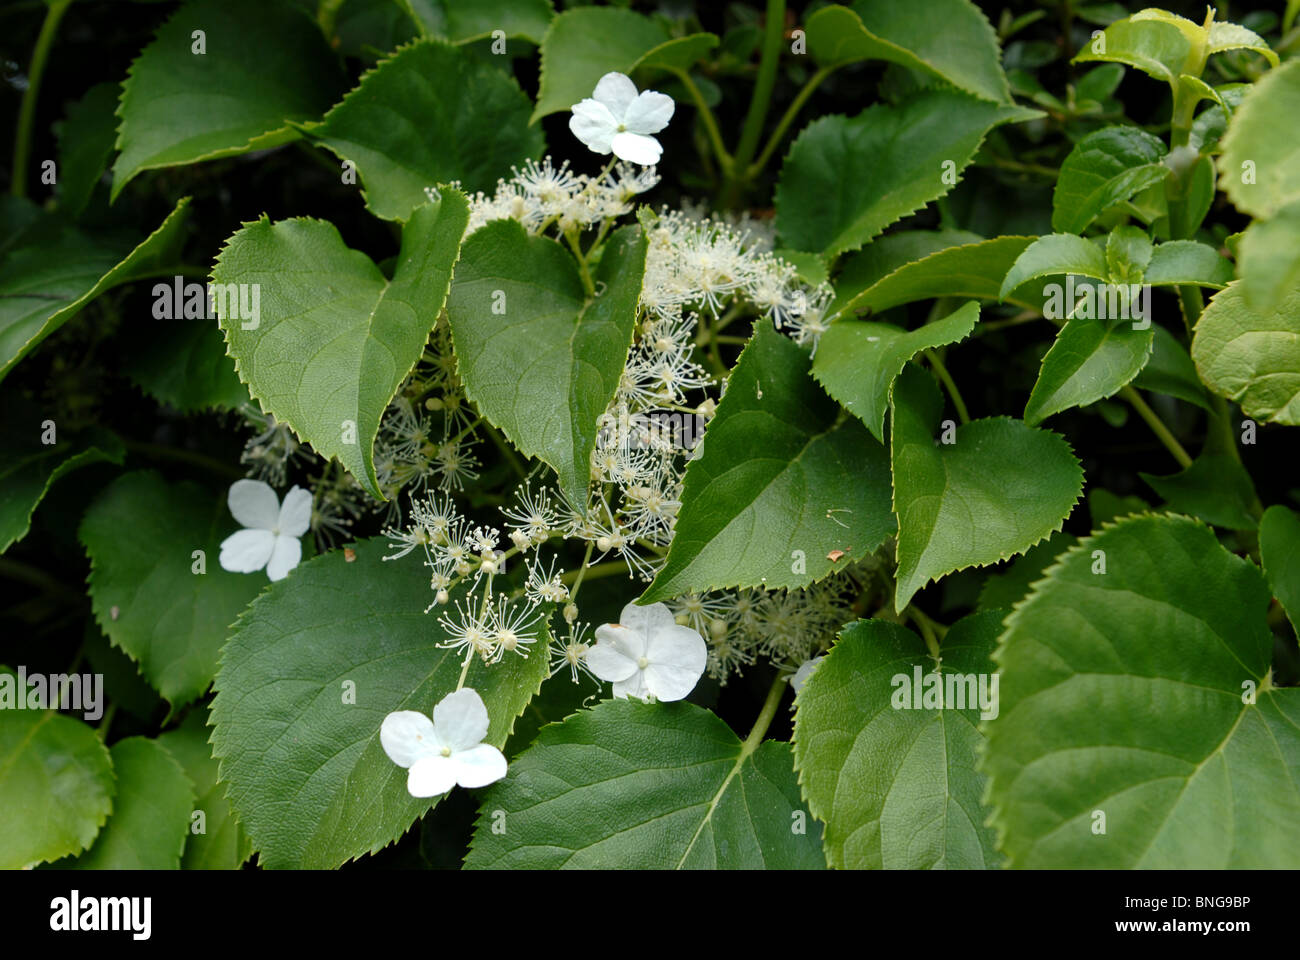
[213,191,470,498]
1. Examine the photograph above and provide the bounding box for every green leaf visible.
[1088,488,1149,527]
[641,322,894,603]
[832,234,1047,317]
[792,613,1003,868]
[1207,21,1279,67]
[407,0,554,44]
[80,471,267,710]
[213,191,470,499]
[1143,239,1234,288]
[1051,126,1168,234]
[805,1,1010,103]
[1071,14,1193,85]
[56,82,120,217]
[445,219,646,506]
[127,313,249,413]
[300,40,542,221]
[0,389,124,553]
[775,92,1040,257]
[1191,280,1300,425]
[1140,419,1260,531]
[999,233,1109,300]
[210,537,550,869]
[531,7,670,120]
[813,301,980,442]
[1132,324,1210,410]
[0,689,115,869]
[891,364,1083,611]
[158,709,251,869]
[983,513,1300,868]
[1104,224,1152,285]
[112,0,346,199]
[0,197,190,381]
[977,530,1077,611]
[465,698,825,869]
[1219,58,1300,220]
[1260,505,1300,633]
[1237,198,1300,314]
[632,33,721,80]
[63,737,193,870]
[1024,316,1154,426]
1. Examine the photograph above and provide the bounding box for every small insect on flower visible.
[380,688,507,797]
[569,72,674,165]
[218,479,311,582]
[585,601,707,702]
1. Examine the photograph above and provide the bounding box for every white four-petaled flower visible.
[569,72,674,165]
[218,479,310,581]
[381,688,507,797]
[584,601,706,702]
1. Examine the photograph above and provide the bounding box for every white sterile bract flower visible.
[789,656,825,696]
[570,72,674,165]
[219,479,310,581]
[585,601,706,702]
[380,688,507,797]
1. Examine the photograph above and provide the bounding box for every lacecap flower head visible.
[569,72,674,165]
[218,479,310,581]
[584,600,706,702]
[380,688,507,798]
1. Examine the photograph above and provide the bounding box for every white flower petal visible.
[583,641,639,683]
[569,99,617,154]
[278,485,312,537]
[644,624,706,701]
[594,622,648,661]
[615,600,676,637]
[265,535,302,582]
[790,656,825,696]
[452,744,508,788]
[432,687,490,752]
[623,90,675,135]
[611,131,663,165]
[227,478,280,530]
[380,710,438,768]
[592,71,639,119]
[613,671,651,702]
[407,755,457,797]
[644,661,703,702]
[218,528,275,574]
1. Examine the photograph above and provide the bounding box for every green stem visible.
[11,0,71,199]
[565,230,595,297]
[668,68,732,174]
[482,420,527,479]
[0,557,80,599]
[560,559,628,587]
[567,541,596,603]
[748,65,834,178]
[724,0,786,207]
[96,703,118,742]
[926,349,970,424]
[741,672,788,753]
[1119,385,1193,469]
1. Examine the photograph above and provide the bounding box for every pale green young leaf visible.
[300,40,541,221]
[1191,281,1300,425]
[1024,316,1154,426]
[999,233,1109,301]
[210,537,550,869]
[1143,239,1234,288]
[813,302,980,442]
[891,364,1083,611]
[0,686,115,869]
[213,191,470,499]
[792,613,1004,869]
[1218,58,1300,220]
[445,220,646,506]
[112,0,345,199]
[465,698,825,869]
[1071,15,1193,84]
[775,93,1040,256]
[983,513,1300,868]
[1207,22,1279,67]
[80,471,267,710]
[62,737,194,870]
[407,0,554,44]
[641,321,894,603]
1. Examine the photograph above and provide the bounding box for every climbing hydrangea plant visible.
[1,0,1298,873]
